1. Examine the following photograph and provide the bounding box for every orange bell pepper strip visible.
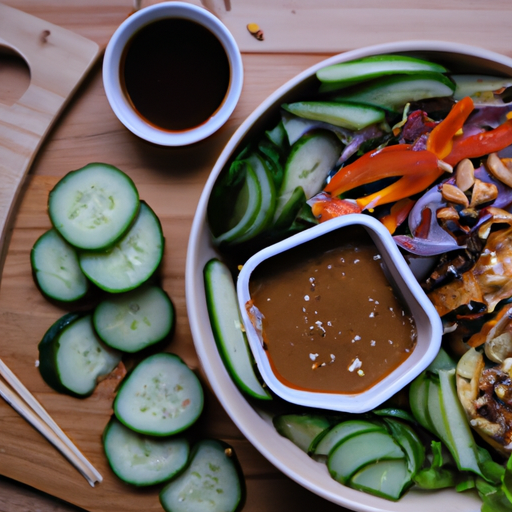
[379,198,415,234]
[356,167,445,210]
[426,96,474,159]
[324,144,441,198]
[444,116,512,167]
[310,193,362,222]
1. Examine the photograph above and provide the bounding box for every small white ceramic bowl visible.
[236,214,442,413]
[186,41,512,512]
[102,2,243,146]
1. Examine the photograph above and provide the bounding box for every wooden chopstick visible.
[0,359,102,487]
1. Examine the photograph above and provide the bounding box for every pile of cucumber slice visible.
[203,54,512,507]
[32,163,246,510]
[207,55,460,250]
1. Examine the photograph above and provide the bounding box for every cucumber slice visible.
[328,430,405,484]
[335,72,456,112]
[273,186,306,232]
[452,74,512,100]
[264,120,287,149]
[159,439,245,512]
[316,54,447,85]
[273,413,333,453]
[350,459,412,501]
[210,164,262,245]
[79,201,164,293]
[282,101,385,131]
[114,353,204,436]
[234,153,276,244]
[312,419,385,459]
[93,285,174,353]
[383,418,425,476]
[103,417,189,486]
[204,259,271,400]
[409,371,435,433]
[437,369,483,476]
[38,312,122,397]
[274,130,341,221]
[48,162,139,251]
[31,228,89,302]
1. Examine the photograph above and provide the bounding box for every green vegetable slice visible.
[48,162,139,251]
[103,417,189,486]
[328,430,405,485]
[114,353,204,436]
[311,419,385,459]
[204,258,271,400]
[282,101,385,131]
[316,54,448,85]
[79,201,164,293]
[93,284,174,353]
[209,164,262,245]
[235,153,276,244]
[334,72,456,112]
[159,439,245,512]
[38,312,122,397]
[350,459,412,501]
[31,228,89,302]
[274,130,341,221]
[273,413,333,453]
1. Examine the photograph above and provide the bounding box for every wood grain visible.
[1,1,512,511]
[0,3,100,294]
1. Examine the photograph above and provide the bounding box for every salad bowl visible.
[186,40,512,511]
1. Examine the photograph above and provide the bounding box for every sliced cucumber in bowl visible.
[316,54,448,86]
[48,162,140,251]
[204,258,271,401]
[334,72,456,112]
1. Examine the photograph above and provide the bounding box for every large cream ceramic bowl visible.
[186,40,512,511]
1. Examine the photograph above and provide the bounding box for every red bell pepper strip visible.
[444,117,512,167]
[426,96,474,159]
[324,144,441,197]
[310,194,362,222]
[356,168,445,210]
[380,198,415,234]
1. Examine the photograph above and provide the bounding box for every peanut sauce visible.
[248,226,417,394]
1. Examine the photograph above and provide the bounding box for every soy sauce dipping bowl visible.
[186,41,512,512]
[236,214,442,413]
[103,2,243,146]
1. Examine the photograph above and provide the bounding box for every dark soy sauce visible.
[121,18,230,132]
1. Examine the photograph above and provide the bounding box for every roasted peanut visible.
[441,183,469,207]
[436,206,460,221]
[455,158,475,192]
[487,152,512,187]
[470,179,498,207]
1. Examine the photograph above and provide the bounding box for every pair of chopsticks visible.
[0,358,102,487]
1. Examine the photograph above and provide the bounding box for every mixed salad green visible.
[205,54,512,508]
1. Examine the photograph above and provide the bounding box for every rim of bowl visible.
[186,40,512,511]
[102,1,243,147]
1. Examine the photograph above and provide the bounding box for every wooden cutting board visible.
[0,3,345,511]
[1,1,512,512]
[0,3,100,280]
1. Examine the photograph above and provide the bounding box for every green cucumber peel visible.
[333,72,456,112]
[316,54,448,85]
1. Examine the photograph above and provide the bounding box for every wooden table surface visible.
[0,1,512,511]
